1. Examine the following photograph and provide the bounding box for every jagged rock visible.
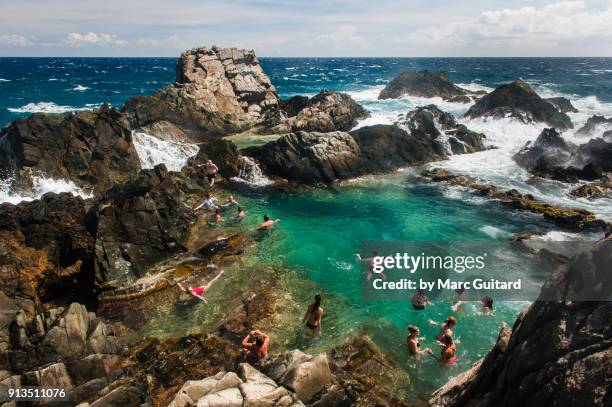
[569,175,612,199]
[280,96,310,118]
[246,106,484,183]
[464,79,573,129]
[545,96,578,113]
[378,70,468,100]
[0,104,141,195]
[429,236,612,407]
[575,115,612,137]
[89,384,146,407]
[90,165,191,288]
[186,137,242,179]
[4,303,120,372]
[265,351,334,403]
[288,91,369,132]
[124,47,280,138]
[514,128,612,182]
[421,168,610,231]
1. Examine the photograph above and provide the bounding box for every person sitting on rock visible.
[177,269,225,304]
[258,214,278,230]
[411,289,429,310]
[197,159,219,187]
[236,207,245,221]
[303,294,324,335]
[194,191,217,211]
[241,329,270,364]
[406,326,432,356]
[211,208,224,223]
[429,316,457,343]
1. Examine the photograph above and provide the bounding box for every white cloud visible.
[136,35,185,48]
[318,25,368,48]
[66,32,127,47]
[0,34,32,47]
[402,1,612,51]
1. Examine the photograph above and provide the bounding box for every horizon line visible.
[1,55,612,59]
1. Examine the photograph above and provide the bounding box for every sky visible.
[0,0,611,57]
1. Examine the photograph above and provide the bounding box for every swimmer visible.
[177,269,225,304]
[211,208,224,223]
[406,326,432,356]
[193,191,218,211]
[303,294,324,335]
[258,214,278,230]
[355,251,385,280]
[224,195,240,207]
[411,289,429,310]
[477,296,494,316]
[236,206,245,221]
[241,329,270,364]
[429,316,457,342]
[432,334,457,365]
[451,287,468,312]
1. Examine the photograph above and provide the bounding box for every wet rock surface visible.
[429,236,612,407]
[514,127,612,182]
[575,115,612,137]
[421,168,611,231]
[464,79,573,130]
[378,70,469,101]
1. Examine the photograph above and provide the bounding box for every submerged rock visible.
[0,104,141,195]
[514,128,612,182]
[421,168,610,231]
[246,105,485,183]
[378,70,468,100]
[575,115,612,137]
[464,79,573,130]
[429,236,612,407]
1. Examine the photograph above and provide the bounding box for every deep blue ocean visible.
[1,57,612,126]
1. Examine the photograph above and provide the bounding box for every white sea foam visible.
[0,78,10,82]
[0,175,93,205]
[479,225,510,239]
[132,131,199,172]
[72,84,89,91]
[7,102,94,114]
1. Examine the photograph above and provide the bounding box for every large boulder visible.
[124,46,281,138]
[378,70,468,100]
[245,106,485,183]
[429,236,612,407]
[464,79,573,130]
[89,165,192,288]
[545,97,578,114]
[514,128,612,182]
[0,104,141,195]
[288,91,369,132]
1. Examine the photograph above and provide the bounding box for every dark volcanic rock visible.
[188,137,242,179]
[0,104,141,195]
[246,106,485,183]
[514,128,612,181]
[464,79,573,130]
[378,70,467,100]
[429,236,612,407]
[280,95,310,118]
[545,96,578,113]
[575,115,612,137]
[90,165,191,288]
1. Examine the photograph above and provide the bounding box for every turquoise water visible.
[227,174,550,398]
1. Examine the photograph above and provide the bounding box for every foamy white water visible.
[0,175,92,205]
[132,131,199,172]
[348,82,612,222]
[233,156,274,186]
[7,102,94,114]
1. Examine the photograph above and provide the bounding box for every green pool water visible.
[141,173,560,401]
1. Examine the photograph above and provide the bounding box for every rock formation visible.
[378,70,469,100]
[514,128,612,182]
[545,96,578,113]
[0,104,140,195]
[575,115,612,137]
[464,79,573,130]
[246,105,485,183]
[421,168,610,231]
[429,235,611,407]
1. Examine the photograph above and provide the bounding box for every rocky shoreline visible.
[1,46,611,406]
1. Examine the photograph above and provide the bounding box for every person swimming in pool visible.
[177,269,225,303]
[429,316,457,342]
[236,207,245,221]
[451,286,468,313]
[355,251,385,280]
[406,326,432,356]
[211,208,224,223]
[258,214,278,230]
[241,329,270,364]
[303,294,324,335]
[433,334,457,365]
[224,195,239,207]
[478,296,494,315]
[411,289,430,310]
